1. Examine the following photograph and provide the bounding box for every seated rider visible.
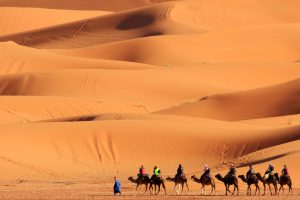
[175,164,184,180]
[201,164,211,180]
[265,164,274,175]
[152,166,161,179]
[281,165,289,177]
[228,166,237,178]
[264,163,274,179]
[246,165,255,180]
[138,165,146,179]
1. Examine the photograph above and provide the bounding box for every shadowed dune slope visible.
[0,42,153,75]
[51,24,300,64]
[0,69,226,112]
[0,3,202,48]
[0,96,152,124]
[157,78,300,121]
[0,7,112,36]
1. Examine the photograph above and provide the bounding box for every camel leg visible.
[162,182,166,195]
[236,183,239,195]
[155,185,160,195]
[279,185,283,195]
[225,184,228,195]
[175,184,180,196]
[289,185,293,195]
[205,188,207,196]
[142,184,148,195]
[210,185,213,195]
[263,183,266,196]
[274,183,278,195]
[186,182,189,192]
[232,185,236,195]
[269,184,273,195]
[180,184,183,195]
[254,184,259,195]
[149,184,153,195]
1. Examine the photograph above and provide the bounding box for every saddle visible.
[264,172,276,181]
[138,174,149,182]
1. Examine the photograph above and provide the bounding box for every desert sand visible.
[0,0,299,199]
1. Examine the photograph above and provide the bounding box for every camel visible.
[277,174,293,195]
[238,174,260,195]
[191,175,216,195]
[215,174,239,195]
[128,176,151,195]
[149,176,166,195]
[256,173,278,195]
[166,174,189,195]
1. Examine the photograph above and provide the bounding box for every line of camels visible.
[128,171,293,196]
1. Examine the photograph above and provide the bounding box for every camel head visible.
[191,175,200,183]
[238,175,247,182]
[166,176,174,182]
[256,173,263,182]
[215,174,224,182]
[128,176,136,183]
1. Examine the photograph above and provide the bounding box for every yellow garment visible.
[154,168,160,176]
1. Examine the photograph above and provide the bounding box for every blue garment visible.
[114,180,121,194]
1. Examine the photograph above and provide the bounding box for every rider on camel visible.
[175,164,184,180]
[228,166,237,178]
[281,165,289,177]
[246,165,255,180]
[264,163,275,179]
[152,166,161,180]
[138,165,147,180]
[201,164,211,180]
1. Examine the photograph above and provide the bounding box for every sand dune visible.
[51,24,300,64]
[239,114,300,128]
[0,42,153,75]
[0,96,151,124]
[170,62,300,90]
[0,3,201,48]
[0,69,226,113]
[0,7,111,36]
[172,0,300,30]
[0,119,298,181]
[0,0,180,11]
[0,0,150,11]
[0,0,300,197]
[157,78,300,121]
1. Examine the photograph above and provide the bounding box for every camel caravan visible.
[127,164,293,196]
